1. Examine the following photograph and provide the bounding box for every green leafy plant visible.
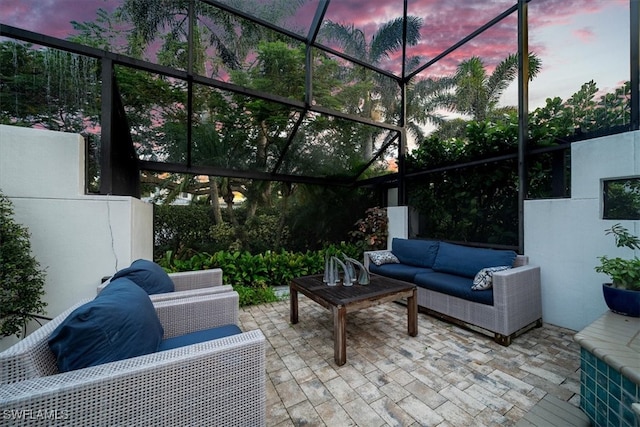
[349,207,388,251]
[595,223,640,290]
[157,243,363,306]
[0,191,48,337]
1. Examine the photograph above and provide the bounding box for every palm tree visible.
[454,53,542,122]
[120,0,306,76]
[319,17,424,158]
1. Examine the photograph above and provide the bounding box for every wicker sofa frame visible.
[97,267,233,301]
[365,252,542,346]
[0,290,266,426]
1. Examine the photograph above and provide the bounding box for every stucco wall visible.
[524,131,640,331]
[0,125,152,350]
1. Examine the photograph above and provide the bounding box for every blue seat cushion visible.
[369,263,433,283]
[432,242,517,278]
[48,278,164,372]
[159,324,242,351]
[414,272,494,305]
[391,238,440,268]
[112,259,174,295]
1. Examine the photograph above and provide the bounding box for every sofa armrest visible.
[169,268,223,291]
[363,250,389,271]
[154,292,240,339]
[0,330,266,426]
[492,265,542,334]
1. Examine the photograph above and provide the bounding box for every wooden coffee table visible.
[289,274,417,366]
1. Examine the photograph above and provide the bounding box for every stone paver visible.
[239,295,581,426]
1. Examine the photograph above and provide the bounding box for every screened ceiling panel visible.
[406,0,517,73]
[269,111,399,180]
[210,0,321,38]
[319,0,407,76]
[190,83,304,173]
[114,65,189,163]
[311,48,401,126]
[1,0,632,190]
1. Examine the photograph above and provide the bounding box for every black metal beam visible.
[99,58,114,195]
[517,0,529,255]
[631,0,640,130]
[139,160,352,187]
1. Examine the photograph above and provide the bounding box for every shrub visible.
[0,191,47,337]
[157,242,363,306]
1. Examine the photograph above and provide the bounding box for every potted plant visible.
[594,223,640,317]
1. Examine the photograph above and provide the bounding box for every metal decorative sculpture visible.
[323,252,370,286]
[323,253,338,286]
[344,256,370,285]
[332,256,352,286]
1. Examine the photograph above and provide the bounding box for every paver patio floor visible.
[238,294,582,427]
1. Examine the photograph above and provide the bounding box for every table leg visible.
[333,305,346,366]
[408,288,418,337]
[290,285,299,324]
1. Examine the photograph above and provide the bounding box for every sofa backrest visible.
[391,238,440,268]
[391,238,525,278]
[431,242,518,278]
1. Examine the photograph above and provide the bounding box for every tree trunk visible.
[208,176,223,225]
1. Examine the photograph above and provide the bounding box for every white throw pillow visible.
[368,251,400,266]
[472,266,511,290]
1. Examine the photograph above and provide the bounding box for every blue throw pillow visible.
[432,242,517,278]
[48,278,164,372]
[112,259,174,295]
[392,238,440,268]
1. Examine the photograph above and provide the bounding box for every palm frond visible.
[369,16,422,64]
[318,21,367,60]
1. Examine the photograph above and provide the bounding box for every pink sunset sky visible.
[0,0,630,109]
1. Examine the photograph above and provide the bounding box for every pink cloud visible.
[573,27,595,43]
[1,0,120,40]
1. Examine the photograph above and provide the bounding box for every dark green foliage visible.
[604,179,640,220]
[408,79,631,246]
[157,243,362,306]
[0,191,47,337]
[285,185,379,252]
[408,116,521,245]
[154,204,214,257]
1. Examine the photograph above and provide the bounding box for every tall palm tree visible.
[319,17,424,158]
[454,53,541,122]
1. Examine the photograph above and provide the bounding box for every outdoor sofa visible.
[0,269,266,426]
[364,238,542,345]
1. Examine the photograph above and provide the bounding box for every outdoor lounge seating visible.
[365,238,542,345]
[0,282,266,426]
[97,259,233,302]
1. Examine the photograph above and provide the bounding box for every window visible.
[603,178,640,220]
